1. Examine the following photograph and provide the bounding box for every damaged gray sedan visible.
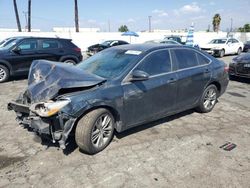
[8,44,229,154]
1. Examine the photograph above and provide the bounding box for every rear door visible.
[36,39,61,61]
[170,48,211,110]
[123,49,177,127]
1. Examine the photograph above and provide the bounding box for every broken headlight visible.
[30,99,71,117]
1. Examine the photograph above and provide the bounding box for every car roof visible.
[6,36,71,41]
[111,43,189,53]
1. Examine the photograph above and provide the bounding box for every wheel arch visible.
[73,105,122,132]
[207,81,221,94]
[0,60,12,74]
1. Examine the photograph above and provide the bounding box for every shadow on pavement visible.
[230,76,250,84]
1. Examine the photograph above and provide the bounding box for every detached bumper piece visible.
[8,101,76,149]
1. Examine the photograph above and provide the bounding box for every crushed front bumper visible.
[8,101,76,149]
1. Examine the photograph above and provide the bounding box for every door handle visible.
[204,68,211,73]
[168,78,176,84]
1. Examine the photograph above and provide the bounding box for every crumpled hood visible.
[27,60,105,103]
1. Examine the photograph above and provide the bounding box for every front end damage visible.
[8,92,77,149]
[7,60,105,149]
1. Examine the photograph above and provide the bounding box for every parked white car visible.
[201,38,244,57]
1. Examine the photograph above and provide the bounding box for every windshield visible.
[209,39,227,44]
[77,49,140,79]
[0,39,18,50]
[101,41,113,46]
[0,38,16,48]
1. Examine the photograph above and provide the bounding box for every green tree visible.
[238,24,250,32]
[118,25,129,32]
[212,14,221,32]
[13,0,22,32]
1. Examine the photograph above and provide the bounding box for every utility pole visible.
[230,18,233,32]
[148,16,152,32]
[23,11,28,32]
[74,0,79,32]
[28,0,31,32]
[108,19,110,32]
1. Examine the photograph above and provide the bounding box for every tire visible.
[0,65,10,83]
[219,49,225,58]
[196,84,218,113]
[63,59,76,65]
[75,108,115,154]
[237,47,242,55]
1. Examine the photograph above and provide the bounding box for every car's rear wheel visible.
[75,108,115,154]
[219,49,225,58]
[196,84,218,113]
[63,59,76,65]
[0,65,10,83]
[237,47,242,55]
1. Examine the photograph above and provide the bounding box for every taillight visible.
[224,66,229,72]
[73,47,81,52]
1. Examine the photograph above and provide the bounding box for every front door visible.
[123,49,177,128]
[10,39,39,73]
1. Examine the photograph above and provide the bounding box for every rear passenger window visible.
[42,40,59,49]
[196,53,210,65]
[136,50,171,76]
[170,49,198,70]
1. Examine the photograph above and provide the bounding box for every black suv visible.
[0,37,82,82]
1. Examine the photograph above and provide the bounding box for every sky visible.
[0,0,249,32]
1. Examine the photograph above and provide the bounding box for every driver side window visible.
[18,40,38,50]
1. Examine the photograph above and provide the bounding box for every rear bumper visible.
[8,101,76,149]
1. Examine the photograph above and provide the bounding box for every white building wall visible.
[0,31,249,51]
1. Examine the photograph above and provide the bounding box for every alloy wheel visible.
[0,67,7,82]
[203,88,217,110]
[91,114,113,148]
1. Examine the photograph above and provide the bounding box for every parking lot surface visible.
[0,55,249,188]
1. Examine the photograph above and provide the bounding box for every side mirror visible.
[12,46,21,54]
[129,70,149,81]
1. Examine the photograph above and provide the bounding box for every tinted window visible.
[18,40,37,50]
[171,49,198,70]
[196,53,210,65]
[136,50,171,75]
[42,40,59,49]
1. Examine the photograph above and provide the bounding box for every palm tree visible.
[74,0,79,32]
[28,0,31,32]
[213,14,221,32]
[13,0,22,32]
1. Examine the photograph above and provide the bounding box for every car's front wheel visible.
[196,84,218,113]
[0,65,10,83]
[75,108,115,154]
